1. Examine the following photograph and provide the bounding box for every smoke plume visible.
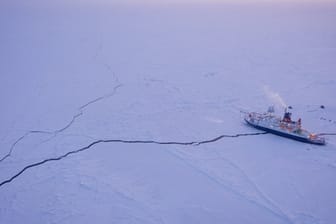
[263,85,287,110]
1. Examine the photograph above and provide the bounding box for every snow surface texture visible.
[1,1,336,224]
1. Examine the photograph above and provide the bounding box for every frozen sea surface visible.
[1,1,336,224]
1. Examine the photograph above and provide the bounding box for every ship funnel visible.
[267,106,275,113]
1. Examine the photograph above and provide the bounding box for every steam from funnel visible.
[263,85,287,109]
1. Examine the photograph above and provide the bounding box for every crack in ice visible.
[0,131,267,187]
[0,83,123,163]
[79,84,122,110]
